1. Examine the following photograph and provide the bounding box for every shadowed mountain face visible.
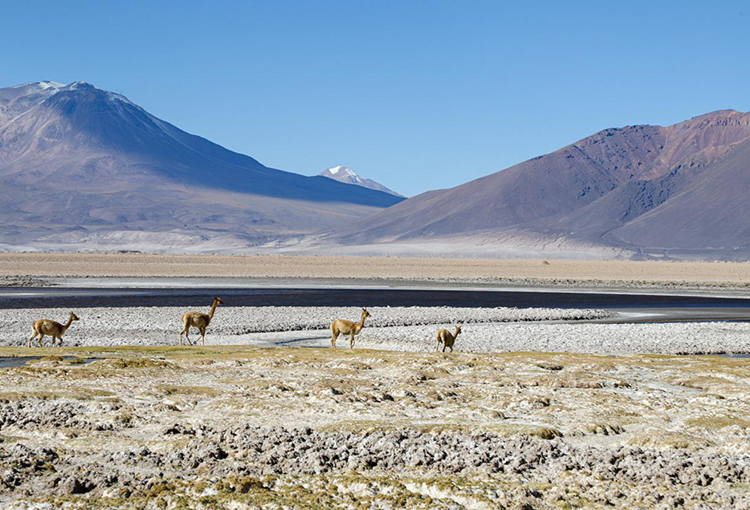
[327,110,750,259]
[0,81,403,250]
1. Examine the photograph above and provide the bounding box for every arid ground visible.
[4,252,750,289]
[1,253,750,508]
[0,347,748,508]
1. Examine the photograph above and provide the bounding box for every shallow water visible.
[0,356,99,368]
[690,353,750,359]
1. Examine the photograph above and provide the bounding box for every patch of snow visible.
[68,81,94,90]
[319,165,402,197]
[38,81,65,90]
[105,91,134,105]
[326,165,358,178]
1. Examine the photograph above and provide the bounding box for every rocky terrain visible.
[0,276,48,288]
[2,255,750,507]
[0,306,612,349]
[3,305,750,356]
[0,347,748,507]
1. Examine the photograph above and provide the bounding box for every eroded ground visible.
[0,346,748,508]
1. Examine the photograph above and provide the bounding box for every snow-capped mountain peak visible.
[325,165,363,183]
[38,81,65,90]
[319,165,403,197]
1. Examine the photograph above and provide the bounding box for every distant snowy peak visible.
[16,81,134,105]
[327,165,359,179]
[38,81,65,90]
[319,165,403,197]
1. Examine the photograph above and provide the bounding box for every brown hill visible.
[325,110,750,259]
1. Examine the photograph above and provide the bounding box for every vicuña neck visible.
[209,301,219,318]
[63,316,74,331]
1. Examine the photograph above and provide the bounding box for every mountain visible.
[0,81,403,251]
[323,110,750,260]
[319,165,403,197]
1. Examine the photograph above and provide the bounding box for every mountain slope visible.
[319,165,403,197]
[0,81,404,251]
[325,110,750,259]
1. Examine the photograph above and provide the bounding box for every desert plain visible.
[4,252,750,288]
[0,253,749,508]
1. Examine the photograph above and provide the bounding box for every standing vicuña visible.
[180,297,223,346]
[436,326,461,352]
[331,308,371,349]
[28,312,79,348]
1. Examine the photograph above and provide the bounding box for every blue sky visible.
[2,1,749,197]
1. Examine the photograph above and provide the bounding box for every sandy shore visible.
[4,252,750,289]
[0,347,748,507]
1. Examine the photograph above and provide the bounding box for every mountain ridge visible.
[322,109,750,259]
[0,81,404,251]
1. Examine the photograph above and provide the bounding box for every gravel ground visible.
[361,321,750,355]
[2,305,750,355]
[0,306,612,349]
[0,276,49,288]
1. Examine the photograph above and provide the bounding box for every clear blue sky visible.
[2,1,749,197]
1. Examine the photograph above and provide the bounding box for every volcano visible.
[0,81,403,251]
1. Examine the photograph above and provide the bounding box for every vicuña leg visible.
[200,327,206,346]
[28,331,38,348]
[350,332,355,349]
[331,328,339,349]
[37,334,45,348]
